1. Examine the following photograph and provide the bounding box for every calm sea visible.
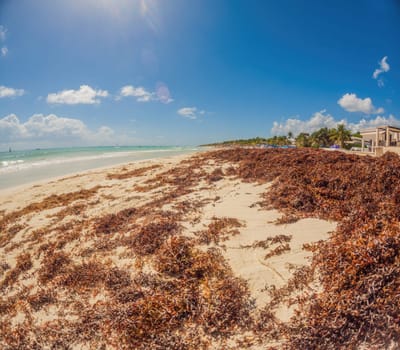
[0,146,199,190]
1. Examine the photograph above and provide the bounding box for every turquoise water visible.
[0,146,199,190]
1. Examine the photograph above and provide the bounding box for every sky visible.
[1,0,400,149]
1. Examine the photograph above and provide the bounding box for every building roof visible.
[360,125,400,134]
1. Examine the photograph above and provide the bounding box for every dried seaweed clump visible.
[130,219,180,256]
[57,261,107,292]
[287,219,400,349]
[0,224,26,248]
[27,289,56,311]
[199,276,252,335]
[263,243,291,260]
[104,267,132,295]
[207,167,225,183]
[107,164,161,180]
[138,161,208,196]
[0,252,32,291]
[242,234,292,250]
[154,236,195,277]
[64,271,200,348]
[0,187,101,234]
[151,236,254,342]
[155,237,229,281]
[50,203,87,219]
[111,289,197,348]
[275,214,300,225]
[94,207,137,235]
[241,234,292,260]
[195,217,243,245]
[38,251,71,284]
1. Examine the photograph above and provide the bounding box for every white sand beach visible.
[0,150,336,349]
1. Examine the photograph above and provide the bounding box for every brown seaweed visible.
[3,148,400,348]
[107,164,161,180]
[195,217,243,245]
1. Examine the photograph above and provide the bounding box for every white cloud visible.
[118,84,173,103]
[0,85,25,98]
[338,93,384,114]
[0,25,6,41]
[119,85,154,102]
[271,110,344,136]
[271,111,400,136]
[0,26,8,57]
[0,114,25,140]
[349,114,400,132]
[372,56,390,87]
[177,107,205,120]
[47,85,109,105]
[0,113,117,148]
[24,114,87,137]
[373,56,390,79]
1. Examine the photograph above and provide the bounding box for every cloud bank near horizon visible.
[271,110,400,136]
[0,113,121,148]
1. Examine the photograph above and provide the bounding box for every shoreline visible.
[0,153,192,193]
[0,148,201,193]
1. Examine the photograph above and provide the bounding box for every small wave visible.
[1,160,24,167]
[0,148,194,175]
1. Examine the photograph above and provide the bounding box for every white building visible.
[360,125,400,156]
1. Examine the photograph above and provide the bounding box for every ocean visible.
[0,146,200,190]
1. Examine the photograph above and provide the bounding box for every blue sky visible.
[1,0,399,149]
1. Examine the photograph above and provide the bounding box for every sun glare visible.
[70,0,161,32]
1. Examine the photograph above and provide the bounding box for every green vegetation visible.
[202,136,292,147]
[299,124,353,149]
[203,124,356,150]
[330,124,352,148]
[295,133,311,147]
[202,137,270,147]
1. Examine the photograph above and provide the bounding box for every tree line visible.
[203,124,357,149]
[295,124,356,148]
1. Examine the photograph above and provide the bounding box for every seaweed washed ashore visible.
[1,148,400,349]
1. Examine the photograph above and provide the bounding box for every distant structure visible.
[9,147,11,153]
[360,125,400,156]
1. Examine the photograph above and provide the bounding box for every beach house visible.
[360,125,400,155]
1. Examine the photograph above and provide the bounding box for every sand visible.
[0,151,336,348]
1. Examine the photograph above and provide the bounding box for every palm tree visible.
[310,127,331,148]
[295,133,311,147]
[285,131,293,145]
[331,124,352,148]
